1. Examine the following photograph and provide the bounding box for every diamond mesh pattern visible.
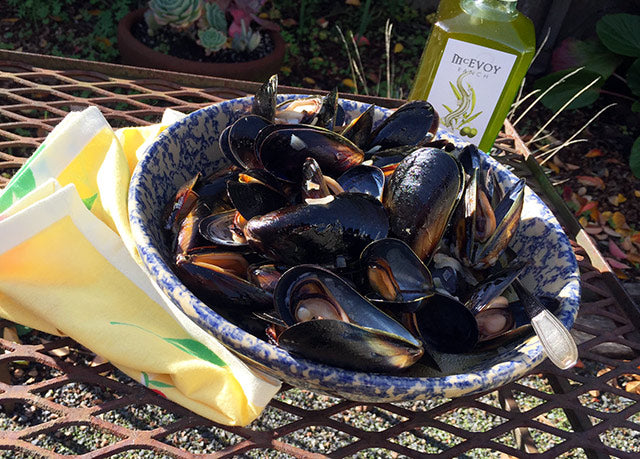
[1,52,640,458]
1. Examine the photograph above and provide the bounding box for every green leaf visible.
[627,57,640,98]
[631,136,640,179]
[163,338,226,367]
[110,321,226,367]
[632,101,640,113]
[0,167,36,212]
[82,193,98,210]
[552,38,622,79]
[533,69,603,112]
[148,380,174,388]
[597,14,640,57]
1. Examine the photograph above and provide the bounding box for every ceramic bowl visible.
[129,95,581,402]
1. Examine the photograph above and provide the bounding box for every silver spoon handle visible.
[513,279,578,370]
[529,308,578,370]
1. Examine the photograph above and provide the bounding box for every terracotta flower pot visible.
[117,8,285,82]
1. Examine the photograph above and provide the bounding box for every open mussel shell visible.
[199,210,249,248]
[337,164,385,201]
[407,292,479,354]
[247,263,284,293]
[360,238,433,312]
[473,296,561,352]
[365,100,438,153]
[465,262,527,314]
[273,264,423,371]
[384,147,463,262]
[274,265,417,341]
[277,319,424,373]
[472,178,525,269]
[164,173,201,233]
[174,252,273,312]
[174,200,212,256]
[244,192,389,266]
[258,125,365,183]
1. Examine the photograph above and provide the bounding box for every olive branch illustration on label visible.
[442,71,482,138]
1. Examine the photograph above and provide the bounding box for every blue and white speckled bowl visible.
[129,95,581,402]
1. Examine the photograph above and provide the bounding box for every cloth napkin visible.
[0,106,281,426]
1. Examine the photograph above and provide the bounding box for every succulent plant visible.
[143,0,279,55]
[203,2,227,32]
[145,0,204,33]
[198,27,227,54]
[231,19,262,52]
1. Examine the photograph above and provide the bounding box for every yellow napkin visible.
[0,106,281,426]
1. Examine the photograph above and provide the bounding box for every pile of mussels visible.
[164,75,554,374]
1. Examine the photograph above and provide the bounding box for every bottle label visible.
[427,38,517,145]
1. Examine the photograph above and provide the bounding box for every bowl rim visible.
[129,94,581,400]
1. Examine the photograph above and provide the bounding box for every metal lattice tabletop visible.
[1,50,640,458]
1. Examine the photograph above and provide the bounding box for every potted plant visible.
[117,0,285,81]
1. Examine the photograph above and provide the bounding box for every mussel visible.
[271,265,424,372]
[383,147,464,262]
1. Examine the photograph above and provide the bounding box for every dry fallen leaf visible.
[608,193,627,206]
[49,346,70,358]
[3,326,21,344]
[609,240,628,259]
[606,257,632,270]
[577,175,606,190]
[586,148,603,158]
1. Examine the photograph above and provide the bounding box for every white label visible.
[427,38,517,144]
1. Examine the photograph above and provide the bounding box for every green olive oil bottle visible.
[409,0,535,152]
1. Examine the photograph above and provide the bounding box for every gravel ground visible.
[1,330,640,457]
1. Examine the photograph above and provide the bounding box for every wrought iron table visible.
[1,50,639,458]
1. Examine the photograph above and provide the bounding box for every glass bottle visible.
[408,0,535,152]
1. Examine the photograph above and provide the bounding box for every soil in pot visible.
[130,18,276,64]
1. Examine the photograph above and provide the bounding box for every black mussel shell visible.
[408,293,479,354]
[301,157,331,201]
[218,125,241,168]
[337,164,385,201]
[164,173,201,233]
[227,180,287,221]
[360,238,433,311]
[428,253,476,300]
[341,104,375,150]
[383,147,463,262]
[365,101,438,153]
[275,97,323,125]
[258,125,364,183]
[252,74,278,121]
[228,115,272,169]
[174,253,273,312]
[274,265,418,342]
[473,296,561,352]
[199,210,249,248]
[244,192,389,266]
[473,179,525,269]
[175,200,212,256]
[197,170,237,214]
[247,263,284,293]
[465,262,527,314]
[277,319,424,372]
